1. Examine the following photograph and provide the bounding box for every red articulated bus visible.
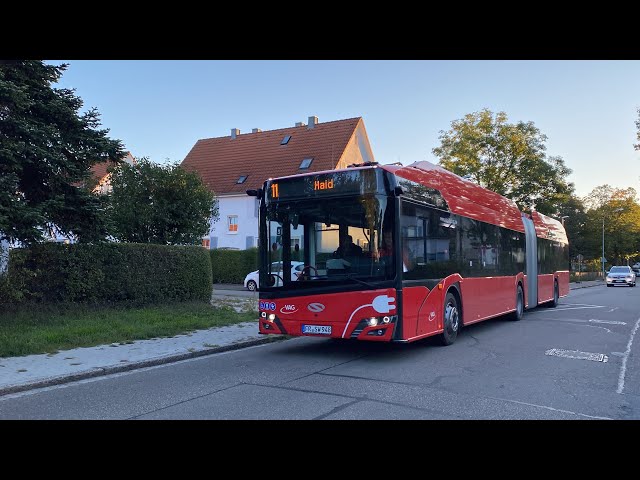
[247,160,569,345]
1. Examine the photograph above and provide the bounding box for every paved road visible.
[2,284,638,419]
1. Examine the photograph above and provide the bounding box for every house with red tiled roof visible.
[89,151,136,194]
[47,151,136,244]
[181,116,375,250]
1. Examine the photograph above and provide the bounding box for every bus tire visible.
[546,281,559,308]
[439,291,460,346]
[508,284,524,321]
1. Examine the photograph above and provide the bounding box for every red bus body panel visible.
[259,163,570,343]
[259,288,397,341]
[460,276,523,324]
[382,163,526,234]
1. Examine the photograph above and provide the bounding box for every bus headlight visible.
[368,317,378,327]
[268,313,276,322]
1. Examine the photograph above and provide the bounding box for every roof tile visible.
[181,117,361,195]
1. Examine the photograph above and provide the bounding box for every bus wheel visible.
[546,281,559,308]
[439,291,460,346]
[508,285,524,321]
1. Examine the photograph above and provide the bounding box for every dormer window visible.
[236,175,248,184]
[281,135,291,145]
[299,158,313,169]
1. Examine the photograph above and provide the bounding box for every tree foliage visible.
[107,158,218,245]
[581,185,640,265]
[432,109,574,216]
[0,61,124,244]
[556,194,588,260]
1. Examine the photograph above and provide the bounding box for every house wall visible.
[335,121,376,169]
[209,194,260,250]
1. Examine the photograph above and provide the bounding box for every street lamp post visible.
[602,216,605,278]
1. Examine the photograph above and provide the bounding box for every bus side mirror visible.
[247,188,263,199]
[394,186,403,196]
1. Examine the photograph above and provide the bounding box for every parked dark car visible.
[606,266,636,287]
[632,263,640,275]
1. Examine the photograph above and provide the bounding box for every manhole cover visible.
[545,348,608,362]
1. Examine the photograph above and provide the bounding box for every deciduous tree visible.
[432,109,574,216]
[107,159,218,245]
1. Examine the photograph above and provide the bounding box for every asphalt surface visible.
[2,280,638,419]
[0,280,597,396]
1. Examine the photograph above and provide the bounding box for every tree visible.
[0,61,125,244]
[556,194,588,260]
[432,109,575,216]
[582,185,640,265]
[107,159,218,245]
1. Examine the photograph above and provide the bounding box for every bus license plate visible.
[302,325,332,335]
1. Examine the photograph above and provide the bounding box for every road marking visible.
[527,306,605,314]
[545,348,608,362]
[552,306,606,311]
[617,316,640,394]
[563,303,608,307]
[490,397,612,420]
[589,319,626,325]
[608,307,619,312]
[580,325,612,333]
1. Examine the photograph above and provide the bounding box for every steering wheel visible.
[267,273,284,286]
[297,265,319,279]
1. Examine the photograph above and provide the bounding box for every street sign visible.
[601,257,607,263]
[576,254,584,261]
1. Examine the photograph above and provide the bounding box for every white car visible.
[244,261,305,291]
[606,266,636,287]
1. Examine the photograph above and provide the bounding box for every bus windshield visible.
[260,194,395,289]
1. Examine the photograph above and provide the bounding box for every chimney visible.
[295,122,305,127]
[231,128,240,139]
[307,116,318,129]
[252,128,262,133]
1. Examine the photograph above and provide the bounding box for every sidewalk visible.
[569,279,603,290]
[0,280,603,396]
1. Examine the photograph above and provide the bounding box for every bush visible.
[0,243,212,306]
[210,248,258,284]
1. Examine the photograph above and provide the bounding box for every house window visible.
[228,216,238,233]
[236,175,248,184]
[202,239,210,249]
[299,158,313,169]
[281,135,291,145]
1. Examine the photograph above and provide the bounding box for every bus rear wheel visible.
[508,284,524,321]
[439,291,460,346]
[545,281,559,308]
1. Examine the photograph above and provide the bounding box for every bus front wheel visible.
[439,291,460,346]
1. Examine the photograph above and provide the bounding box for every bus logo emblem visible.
[307,303,325,313]
[280,304,298,314]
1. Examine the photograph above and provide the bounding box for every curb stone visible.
[0,335,289,397]
[0,282,602,397]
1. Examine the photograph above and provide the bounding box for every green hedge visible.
[210,248,258,284]
[0,243,212,306]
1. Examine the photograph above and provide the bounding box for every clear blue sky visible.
[48,60,640,198]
